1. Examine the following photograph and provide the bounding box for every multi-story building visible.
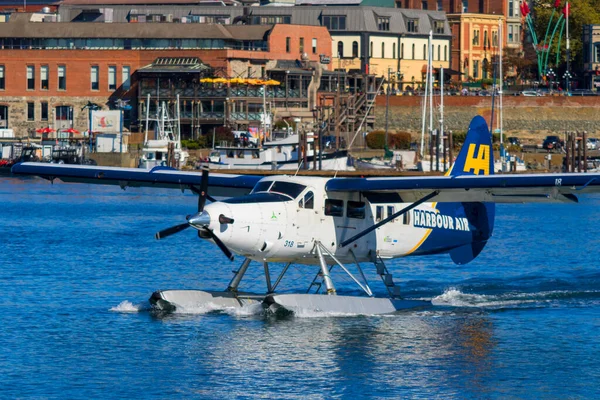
[0,10,332,138]
[583,25,600,91]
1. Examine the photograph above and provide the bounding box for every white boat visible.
[206,132,352,171]
[357,150,417,171]
[139,94,188,169]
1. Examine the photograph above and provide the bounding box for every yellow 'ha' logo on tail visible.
[463,144,490,175]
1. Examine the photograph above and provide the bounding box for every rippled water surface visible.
[1,177,600,398]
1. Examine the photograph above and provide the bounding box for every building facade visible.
[0,11,332,138]
[583,24,600,91]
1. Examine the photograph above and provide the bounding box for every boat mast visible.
[144,93,150,144]
[499,18,505,172]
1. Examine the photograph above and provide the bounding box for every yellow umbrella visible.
[229,77,244,84]
[200,78,213,83]
[213,77,227,84]
[264,79,281,86]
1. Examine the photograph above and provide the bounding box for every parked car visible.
[587,138,599,150]
[521,90,544,97]
[542,135,564,151]
[507,137,522,148]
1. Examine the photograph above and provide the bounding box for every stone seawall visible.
[374,96,600,138]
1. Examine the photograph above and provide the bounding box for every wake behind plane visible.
[12,116,600,315]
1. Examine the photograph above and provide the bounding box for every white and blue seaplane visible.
[12,116,600,315]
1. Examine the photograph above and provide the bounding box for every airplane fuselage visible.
[201,175,494,266]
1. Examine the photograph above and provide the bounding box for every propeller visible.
[154,166,235,261]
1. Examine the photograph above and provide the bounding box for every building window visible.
[0,65,4,90]
[508,25,514,42]
[412,43,415,59]
[393,44,396,59]
[434,20,444,34]
[370,41,373,57]
[286,37,290,53]
[41,101,48,121]
[322,16,346,30]
[352,41,359,58]
[407,18,418,33]
[423,44,427,60]
[482,58,489,79]
[91,66,99,90]
[401,43,404,58]
[377,16,390,31]
[27,102,34,121]
[595,43,600,63]
[27,66,35,90]
[484,31,489,48]
[40,65,48,90]
[58,65,66,90]
[0,105,8,128]
[108,66,116,90]
[421,0,428,9]
[473,59,479,79]
[508,0,514,17]
[437,45,441,60]
[437,0,443,10]
[473,29,480,46]
[444,45,448,61]
[381,43,385,58]
[492,31,498,47]
[312,38,317,54]
[299,37,304,53]
[462,0,468,12]
[122,66,130,90]
[337,41,344,57]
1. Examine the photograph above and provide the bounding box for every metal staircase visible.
[374,257,401,298]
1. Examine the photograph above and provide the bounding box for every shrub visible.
[366,130,385,149]
[182,139,200,150]
[389,131,412,149]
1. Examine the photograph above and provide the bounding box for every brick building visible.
[0,12,332,138]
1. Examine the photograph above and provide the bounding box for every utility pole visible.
[385,67,391,148]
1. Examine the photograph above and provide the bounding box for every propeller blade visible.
[218,214,235,225]
[198,166,209,212]
[208,230,234,261]
[155,223,190,240]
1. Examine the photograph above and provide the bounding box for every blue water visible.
[1,177,600,399]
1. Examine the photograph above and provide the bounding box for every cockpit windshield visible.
[251,180,306,200]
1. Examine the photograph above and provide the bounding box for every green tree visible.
[531,0,600,76]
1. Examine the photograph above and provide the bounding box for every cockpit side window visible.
[300,191,314,209]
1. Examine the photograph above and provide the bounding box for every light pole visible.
[563,71,572,95]
[547,68,554,92]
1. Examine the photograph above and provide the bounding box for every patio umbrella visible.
[200,78,214,83]
[63,128,80,134]
[212,77,227,84]
[264,79,281,86]
[229,77,245,84]
[35,127,55,134]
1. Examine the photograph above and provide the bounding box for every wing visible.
[325,173,600,203]
[11,162,262,198]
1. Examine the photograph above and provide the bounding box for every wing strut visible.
[340,190,439,248]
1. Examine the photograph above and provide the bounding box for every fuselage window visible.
[347,201,366,219]
[376,205,384,222]
[403,212,411,225]
[300,191,314,209]
[325,199,344,217]
[387,206,395,222]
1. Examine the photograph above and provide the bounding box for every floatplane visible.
[11,116,600,315]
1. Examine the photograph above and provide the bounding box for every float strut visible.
[227,258,251,292]
[316,243,336,295]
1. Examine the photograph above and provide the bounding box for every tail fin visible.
[450,116,494,176]
[448,116,495,264]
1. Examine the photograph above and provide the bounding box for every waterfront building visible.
[583,25,600,91]
[0,11,333,139]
